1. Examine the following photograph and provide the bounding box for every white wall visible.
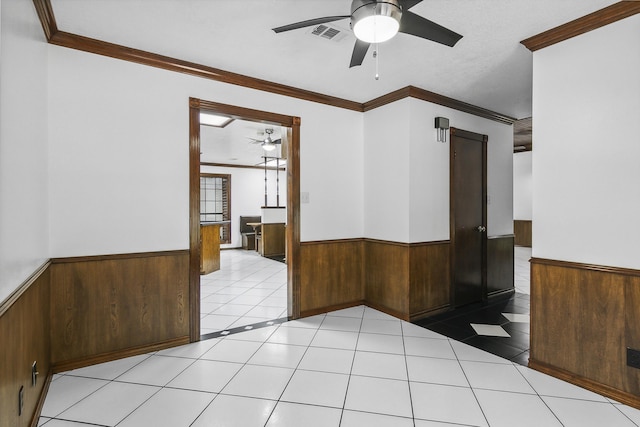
[363,99,411,242]
[532,14,640,269]
[513,151,532,220]
[363,97,513,243]
[0,0,49,303]
[47,45,364,257]
[201,164,286,248]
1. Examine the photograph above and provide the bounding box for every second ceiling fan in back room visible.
[272,0,463,69]
[247,128,282,152]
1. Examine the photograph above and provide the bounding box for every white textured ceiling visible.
[52,0,618,119]
[201,119,285,166]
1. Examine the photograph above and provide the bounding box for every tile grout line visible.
[263,312,330,426]
[449,336,491,427]
[400,321,417,427]
[337,307,366,426]
[187,317,286,426]
[112,353,202,427]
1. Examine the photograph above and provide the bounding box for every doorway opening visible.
[449,127,487,308]
[188,98,301,341]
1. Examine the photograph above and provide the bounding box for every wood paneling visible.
[514,220,532,247]
[50,251,189,368]
[487,235,515,297]
[521,2,640,52]
[409,242,451,321]
[0,263,51,427]
[366,240,411,319]
[530,258,640,409]
[200,223,221,274]
[625,278,640,398]
[300,239,452,322]
[300,239,365,316]
[259,223,286,257]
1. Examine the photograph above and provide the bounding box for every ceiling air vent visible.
[321,27,341,40]
[307,24,348,43]
[311,25,329,36]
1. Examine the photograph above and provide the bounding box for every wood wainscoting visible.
[487,235,515,297]
[300,239,365,317]
[514,220,532,247]
[0,262,51,427]
[50,251,190,371]
[408,242,451,321]
[366,239,451,321]
[530,258,640,409]
[365,239,410,319]
[300,239,450,321]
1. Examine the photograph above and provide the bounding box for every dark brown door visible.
[450,128,487,307]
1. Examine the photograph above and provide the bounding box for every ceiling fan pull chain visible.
[374,43,379,80]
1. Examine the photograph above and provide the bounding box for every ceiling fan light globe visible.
[351,0,402,43]
[262,143,277,151]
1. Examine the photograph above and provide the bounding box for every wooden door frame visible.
[449,127,488,307]
[188,98,301,341]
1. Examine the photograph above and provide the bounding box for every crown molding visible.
[47,30,363,112]
[33,0,514,124]
[362,86,515,124]
[521,1,640,52]
[33,0,57,40]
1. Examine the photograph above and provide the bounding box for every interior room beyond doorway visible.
[193,100,299,338]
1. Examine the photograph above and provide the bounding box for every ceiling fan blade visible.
[398,10,462,47]
[349,39,371,68]
[272,15,350,33]
[272,139,282,145]
[398,0,423,10]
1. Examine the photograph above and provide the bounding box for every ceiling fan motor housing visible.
[350,0,403,42]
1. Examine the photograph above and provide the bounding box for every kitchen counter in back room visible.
[200,221,229,274]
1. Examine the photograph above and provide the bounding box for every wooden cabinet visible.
[200,223,221,274]
[258,223,286,257]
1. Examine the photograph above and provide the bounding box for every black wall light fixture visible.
[435,117,449,143]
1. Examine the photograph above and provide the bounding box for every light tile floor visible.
[514,246,532,295]
[200,249,287,335]
[40,305,640,427]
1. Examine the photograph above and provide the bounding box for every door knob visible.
[477,225,486,233]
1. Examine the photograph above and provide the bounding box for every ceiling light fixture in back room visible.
[248,128,281,152]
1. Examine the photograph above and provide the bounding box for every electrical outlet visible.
[627,348,640,369]
[18,386,24,416]
[32,361,38,386]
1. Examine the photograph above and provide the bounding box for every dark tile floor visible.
[414,292,531,365]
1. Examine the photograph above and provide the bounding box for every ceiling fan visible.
[272,0,463,68]
[248,128,281,152]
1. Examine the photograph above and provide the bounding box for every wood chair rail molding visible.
[521,1,640,51]
[0,259,50,316]
[530,257,640,277]
[32,0,514,124]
